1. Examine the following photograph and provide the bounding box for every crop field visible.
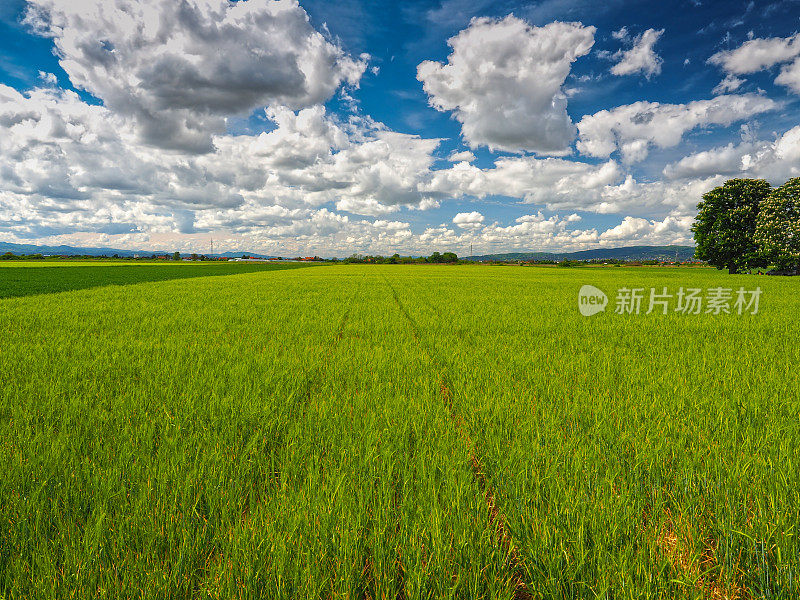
[0,263,798,599]
[0,262,311,299]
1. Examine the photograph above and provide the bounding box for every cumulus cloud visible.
[448,149,475,162]
[708,33,800,74]
[663,125,800,181]
[576,93,777,162]
[607,28,664,79]
[598,215,694,245]
[415,211,594,254]
[37,71,58,85]
[24,0,367,152]
[452,211,484,228]
[2,76,791,255]
[426,155,623,210]
[5,3,797,258]
[708,33,800,94]
[417,16,595,154]
[775,59,800,94]
[0,83,447,242]
[594,174,727,217]
[0,79,710,254]
[663,143,753,179]
[425,153,714,218]
[420,211,695,255]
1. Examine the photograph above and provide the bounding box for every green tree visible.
[426,251,458,263]
[691,178,771,274]
[441,252,458,263]
[173,252,181,261]
[755,177,800,273]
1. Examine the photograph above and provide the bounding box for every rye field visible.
[0,262,798,599]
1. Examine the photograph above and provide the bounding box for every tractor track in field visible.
[314,272,408,599]
[382,274,532,600]
[241,273,365,522]
[300,273,365,418]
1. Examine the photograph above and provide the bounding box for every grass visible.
[0,263,797,598]
[0,262,312,298]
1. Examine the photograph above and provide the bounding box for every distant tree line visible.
[340,252,459,264]
[2,252,45,260]
[693,177,800,274]
[0,251,225,261]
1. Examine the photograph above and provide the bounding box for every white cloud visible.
[608,28,664,79]
[0,83,446,240]
[411,197,441,211]
[663,143,754,179]
[426,155,624,210]
[425,153,717,218]
[452,211,484,228]
[599,174,726,216]
[576,93,777,162]
[417,16,595,154]
[712,74,744,94]
[6,4,798,258]
[335,198,400,216]
[448,149,475,162]
[421,211,695,255]
[663,125,800,181]
[2,77,793,256]
[37,71,58,85]
[24,0,367,152]
[611,27,629,41]
[598,215,694,245]
[708,33,800,94]
[774,58,800,94]
[708,33,800,74]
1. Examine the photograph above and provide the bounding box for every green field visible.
[0,263,797,599]
[0,262,311,299]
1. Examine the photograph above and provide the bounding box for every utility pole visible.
[210,236,214,258]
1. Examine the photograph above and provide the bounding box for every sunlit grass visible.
[0,264,797,598]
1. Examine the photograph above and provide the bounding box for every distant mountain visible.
[0,241,276,259]
[0,241,144,257]
[467,245,697,262]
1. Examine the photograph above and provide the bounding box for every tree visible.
[692,178,771,274]
[755,177,800,273]
[427,251,458,263]
[173,252,181,261]
[441,252,458,263]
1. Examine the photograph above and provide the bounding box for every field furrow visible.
[382,271,533,599]
[1,264,798,598]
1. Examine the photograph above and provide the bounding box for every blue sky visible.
[0,0,799,255]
